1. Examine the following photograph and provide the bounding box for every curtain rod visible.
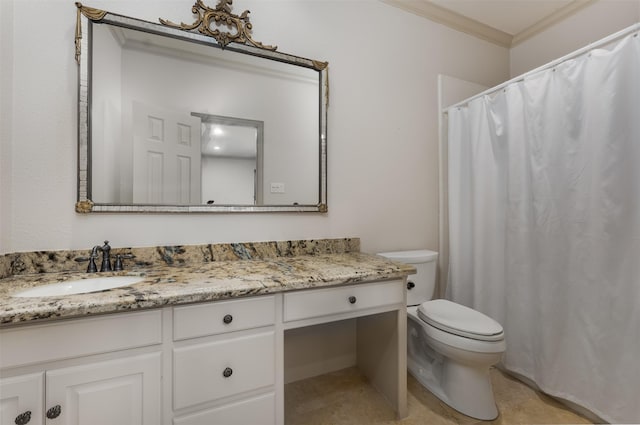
[444,22,640,113]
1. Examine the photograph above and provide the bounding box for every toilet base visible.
[408,355,499,420]
[407,313,500,421]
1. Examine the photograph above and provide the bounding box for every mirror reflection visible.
[88,20,322,209]
[195,113,263,205]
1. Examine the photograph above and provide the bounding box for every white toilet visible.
[378,250,506,420]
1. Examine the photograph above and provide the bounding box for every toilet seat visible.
[418,300,504,342]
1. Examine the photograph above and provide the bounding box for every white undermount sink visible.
[13,276,145,298]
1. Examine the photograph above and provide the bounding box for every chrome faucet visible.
[87,241,112,273]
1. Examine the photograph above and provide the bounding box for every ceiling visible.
[383,0,597,47]
[201,122,258,159]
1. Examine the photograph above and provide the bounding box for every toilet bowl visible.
[378,250,506,420]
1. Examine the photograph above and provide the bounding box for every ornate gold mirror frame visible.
[75,0,328,213]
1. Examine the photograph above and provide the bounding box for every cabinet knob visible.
[223,314,233,324]
[14,410,31,425]
[46,405,62,419]
[407,281,416,290]
[223,367,233,378]
[348,296,357,304]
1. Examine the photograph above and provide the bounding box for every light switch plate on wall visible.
[270,183,285,193]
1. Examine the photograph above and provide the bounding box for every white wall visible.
[0,0,13,254]
[91,25,122,204]
[1,0,508,254]
[510,0,640,77]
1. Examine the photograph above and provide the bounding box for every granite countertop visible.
[0,252,415,326]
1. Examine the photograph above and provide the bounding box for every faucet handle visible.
[87,246,100,273]
[114,255,123,271]
[87,256,98,273]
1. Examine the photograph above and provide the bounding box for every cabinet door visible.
[45,353,161,425]
[0,373,44,425]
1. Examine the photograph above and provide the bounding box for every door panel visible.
[133,102,201,204]
[0,373,44,425]
[45,353,161,425]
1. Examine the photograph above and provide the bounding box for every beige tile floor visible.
[285,367,594,425]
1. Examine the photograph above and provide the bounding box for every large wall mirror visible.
[75,1,328,213]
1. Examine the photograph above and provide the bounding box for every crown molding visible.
[382,0,513,48]
[382,0,598,49]
[511,0,598,46]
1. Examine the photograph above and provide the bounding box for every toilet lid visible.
[417,299,504,342]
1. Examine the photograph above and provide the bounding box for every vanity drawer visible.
[173,392,275,425]
[173,295,275,341]
[0,310,162,369]
[283,280,404,322]
[173,330,275,410]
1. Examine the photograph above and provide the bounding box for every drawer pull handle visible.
[223,314,233,324]
[46,405,61,419]
[348,296,357,304]
[407,281,416,290]
[15,411,31,425]
[223,367,233,378]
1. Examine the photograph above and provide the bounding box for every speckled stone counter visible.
[0,239,415,326]
[0,238,362,279]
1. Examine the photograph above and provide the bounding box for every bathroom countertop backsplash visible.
[0,238,362,278]
[0,238,415,326]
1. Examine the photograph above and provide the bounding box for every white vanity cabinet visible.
[171,296,277,425]
[0,278,407,425]
[0,373,44,425]
[0,356,161,425]
[0,311,163,425]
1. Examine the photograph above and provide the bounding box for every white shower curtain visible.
[447,29,640,424]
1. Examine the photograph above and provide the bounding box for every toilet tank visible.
[378,250,438,306]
